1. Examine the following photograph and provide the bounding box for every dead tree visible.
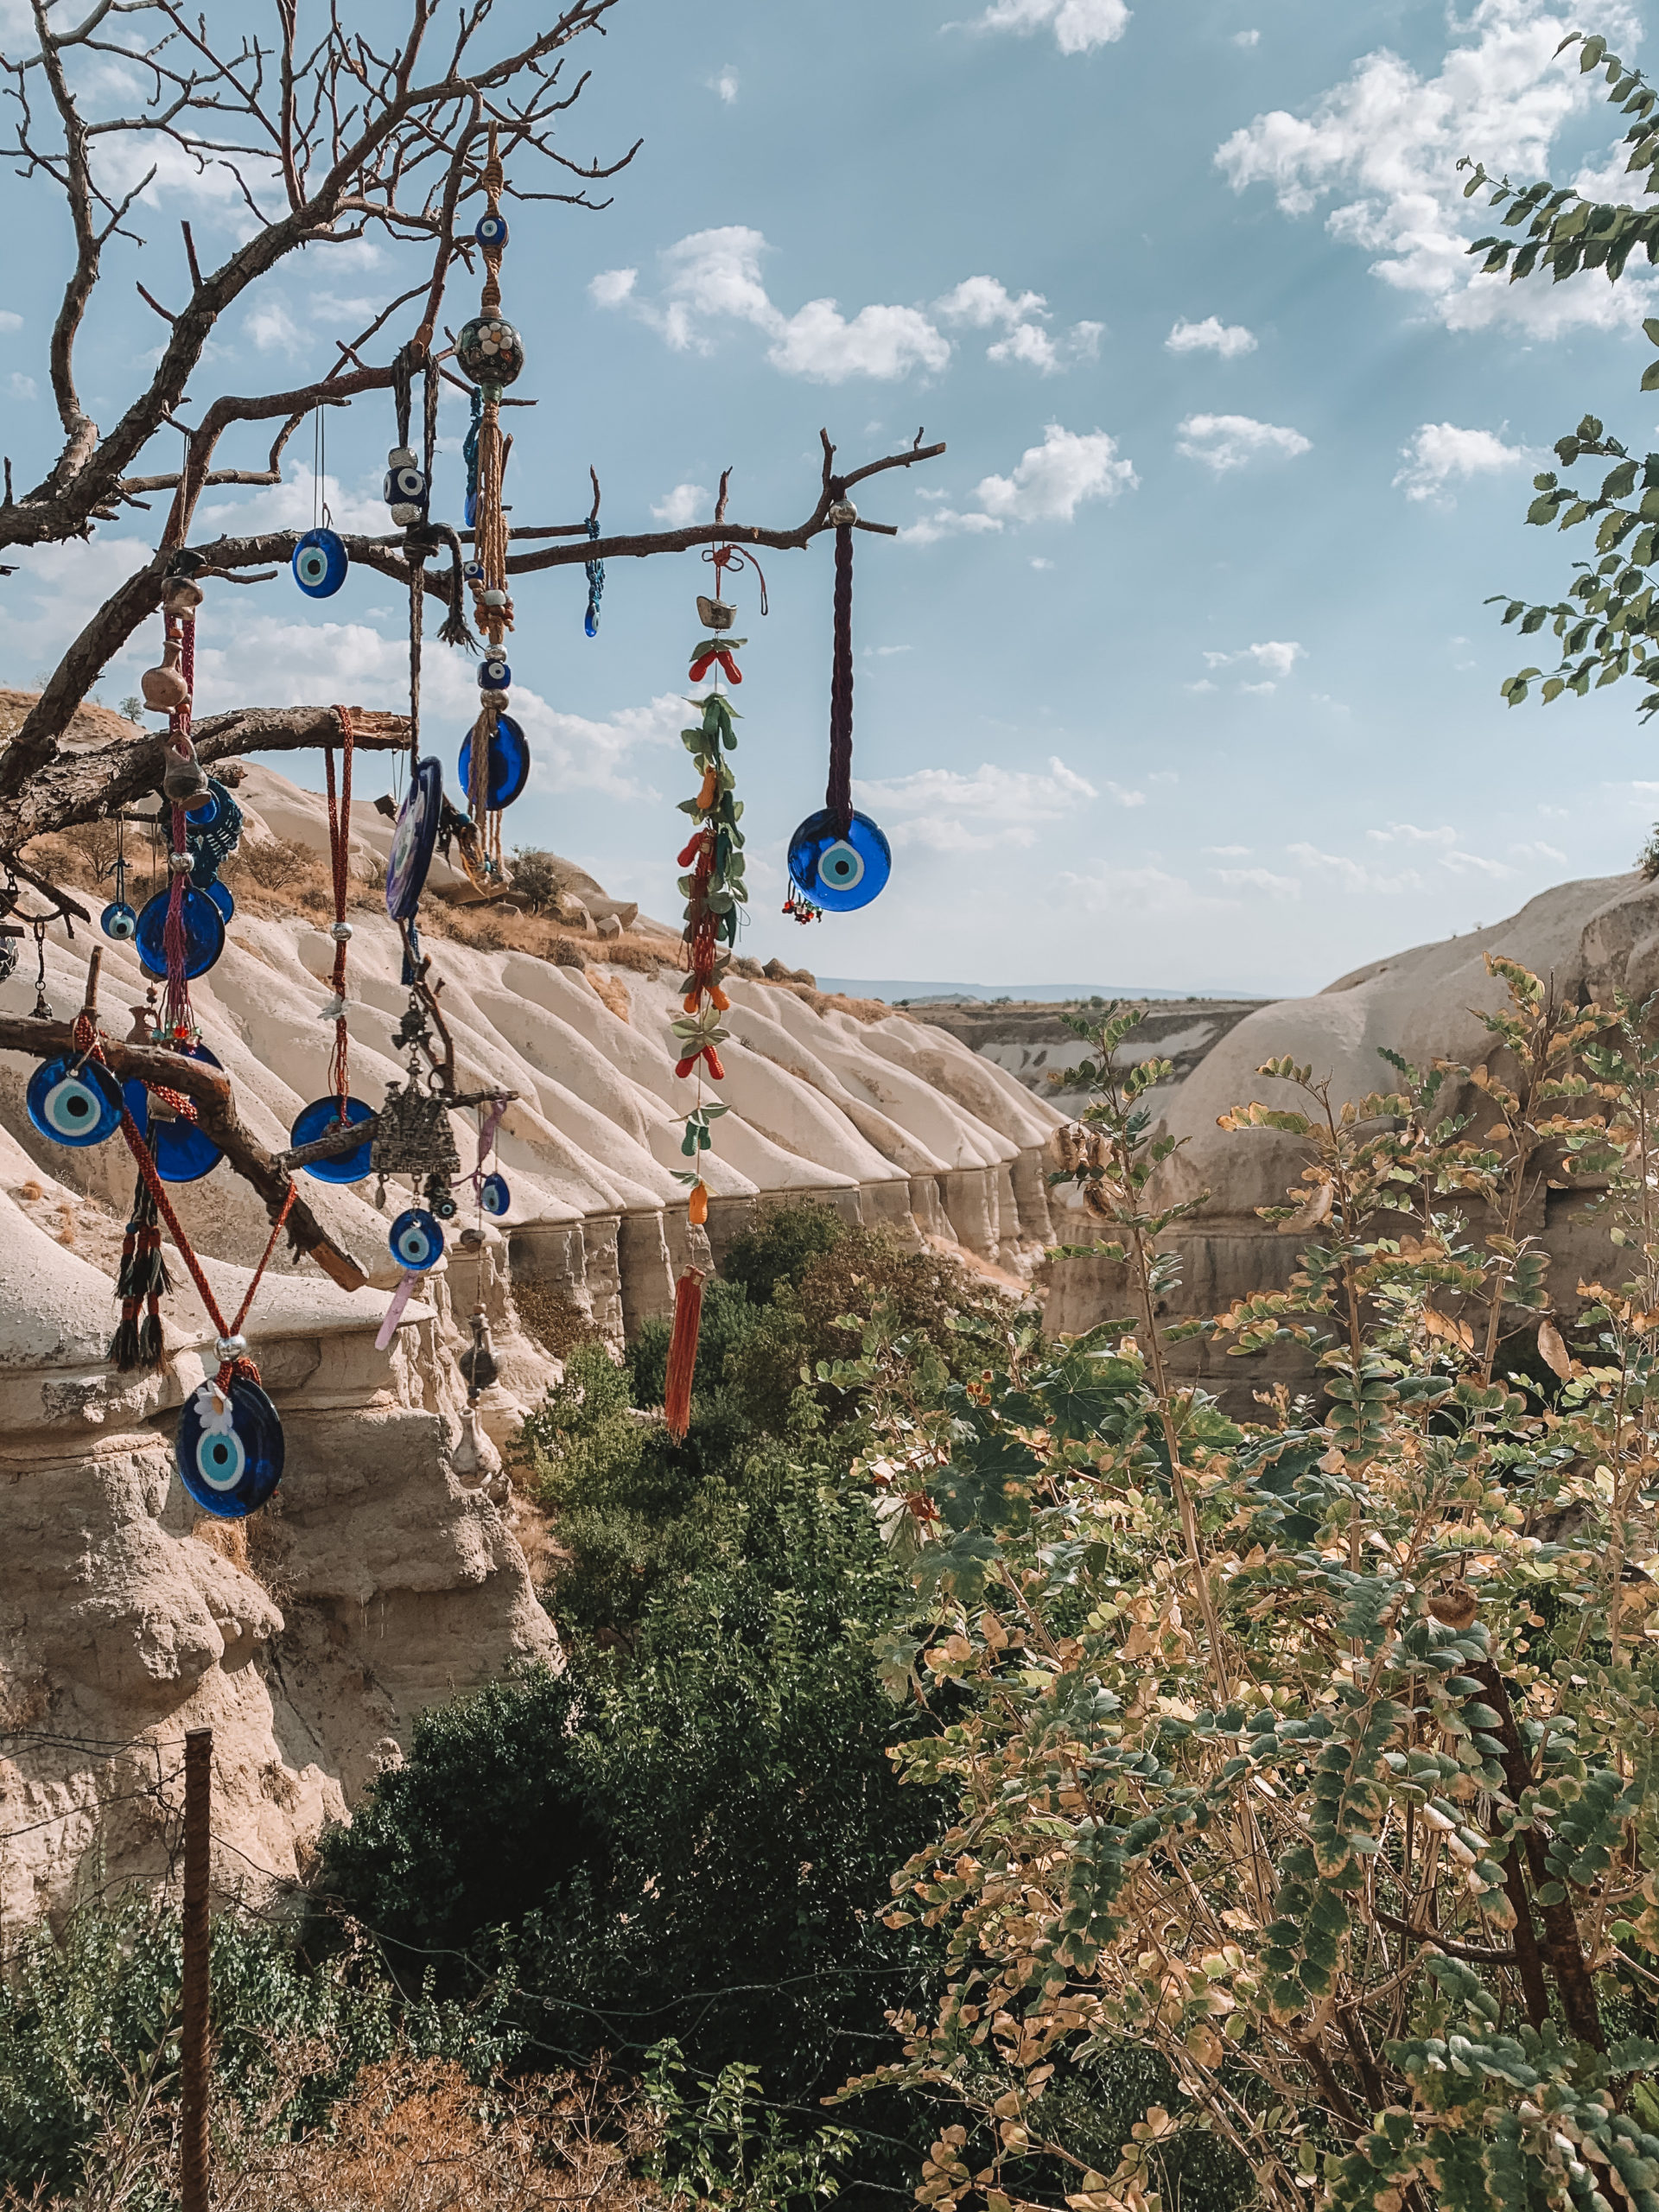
[0,0,944,1250]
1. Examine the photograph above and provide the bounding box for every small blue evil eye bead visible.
[479,655,511,692]
[474,212,509,250]
[101,900,137,942]
[25,1055,124,1147]
[384,463,428,505]
[480,1173,510,1218]
[464,558,485,585]
[389,1206,444,1274]
[293,526,348,599]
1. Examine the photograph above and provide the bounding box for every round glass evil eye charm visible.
[385,757,443,922]
[463,559,485,585]
[456,314,524,386]
[289,1094,375,1185]
[124,1042,223,1183]
[135,886,225,980]
[293,526,348,599]
[26,1055,124,1147]
[205,880,235,924]
[390,1207,444,1273]
[101,900,138,942]
[177,1376,285,1519]
[786,808,893,913]
[457,715,530,811]
[479,655,511,692]
[474,212,509,249]
[480,1173,510,1218]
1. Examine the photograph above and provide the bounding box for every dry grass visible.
[512,1280,605,1363]
[1,2049,664,2212]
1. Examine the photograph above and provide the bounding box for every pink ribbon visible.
[375,1272,420,1351]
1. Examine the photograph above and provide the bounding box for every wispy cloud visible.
[589,230,1097,383]
[1166,315,1256,359]
[651,482,710,527]
[959,0,1131,55]
[858,754,1101,849]
[899,423,1136,543]
[710,67,739,102]
[1177,412,1310,473]
[1394,422,1533,502]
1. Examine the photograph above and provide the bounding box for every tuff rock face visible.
[1040,870,1658,1397]
[0,763,1060,1920]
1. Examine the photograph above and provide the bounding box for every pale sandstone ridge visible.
[1042,869,1654,1392]
[0,763,1061,1921]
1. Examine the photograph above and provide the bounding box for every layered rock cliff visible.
[0,760,1059,1922]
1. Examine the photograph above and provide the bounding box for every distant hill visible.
[814,978,1242,1005]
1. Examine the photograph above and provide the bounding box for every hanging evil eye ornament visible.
[205,880,234,923]
[479,653,510,693]
[26,1054,124,1147]
[786,808,892,913]
[585,515,604,638]
[390,1207,444,1273]
[480,1171,510,1218]
[124,1041,224,1183]
[101,900,138,942]
[188,778,243,896]
[293,526,348,599]
[457,714,529,812]
[385,757,443,922]
[455,313,524,386]
[385,447,429,529]
[786,494,892,913]
[289,1093,375,1185]
[177,1374,285,1519]
[474,211,509,249]
[135,885,225,981]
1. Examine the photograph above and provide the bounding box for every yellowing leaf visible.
[1538,1319,1572,1380]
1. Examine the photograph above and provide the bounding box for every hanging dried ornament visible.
[455,127,527,883]
[288,716,377,1184]
[661,550,754,1440]
[786,500,892,912]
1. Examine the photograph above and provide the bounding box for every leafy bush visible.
[829,967,1659,2212]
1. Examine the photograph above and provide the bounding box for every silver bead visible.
[388,446,416,468]
[167,850,194,874]
[329,920,353,942]
[214,1333,247,1361]
[390,502,423,527]
[826,499,858,527]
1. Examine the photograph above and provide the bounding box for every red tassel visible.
[663,1268,704,1442]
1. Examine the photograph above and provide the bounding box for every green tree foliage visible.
[1460,38,1659,738]
[826,971,1659,2212]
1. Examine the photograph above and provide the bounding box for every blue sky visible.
[3,0,1659,993]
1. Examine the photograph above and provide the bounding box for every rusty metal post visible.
[180,1726,212,2212]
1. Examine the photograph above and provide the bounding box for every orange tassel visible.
[663,1268,704,1441]
[696,766,719,810]
[688,1179,709,1226]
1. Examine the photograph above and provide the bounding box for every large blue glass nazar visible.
[786,808,892,912]
[177,1376,285,1517]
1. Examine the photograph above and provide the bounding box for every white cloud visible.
[1104,781,1146,807]
[899,423,1135,543]
[711,67,739,102]
[1178,413,1311,473]
[8,371,36,400]
[975,423,1138,521]
[1214,865,1301,898]
[965,0,1130,54]
[1239,679,1278,696]
[1166,315,1257,359]
[1440,849,1516,879]
[1234,28,1261,47]
[1394,421,1533,501]
[1368,821,1458,846]
[858,754,1098,849]
[651,482,710,527]
[0,310,22,334]
[1215,0,1656,336]
[1029,556,1054,569]
[1510,838,1569,863]
[245,298,305,354]
[1205,639,1305,680]
[588,267,639,308]
[595,230,1094,380]
[1287,842,1423,894]
[1060,863,1220,917]
[1205,843,1252,855]
[1185,678,1218,695]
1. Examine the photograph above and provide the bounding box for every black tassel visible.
[108,1176,169,1371]
[429,523,480,652]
